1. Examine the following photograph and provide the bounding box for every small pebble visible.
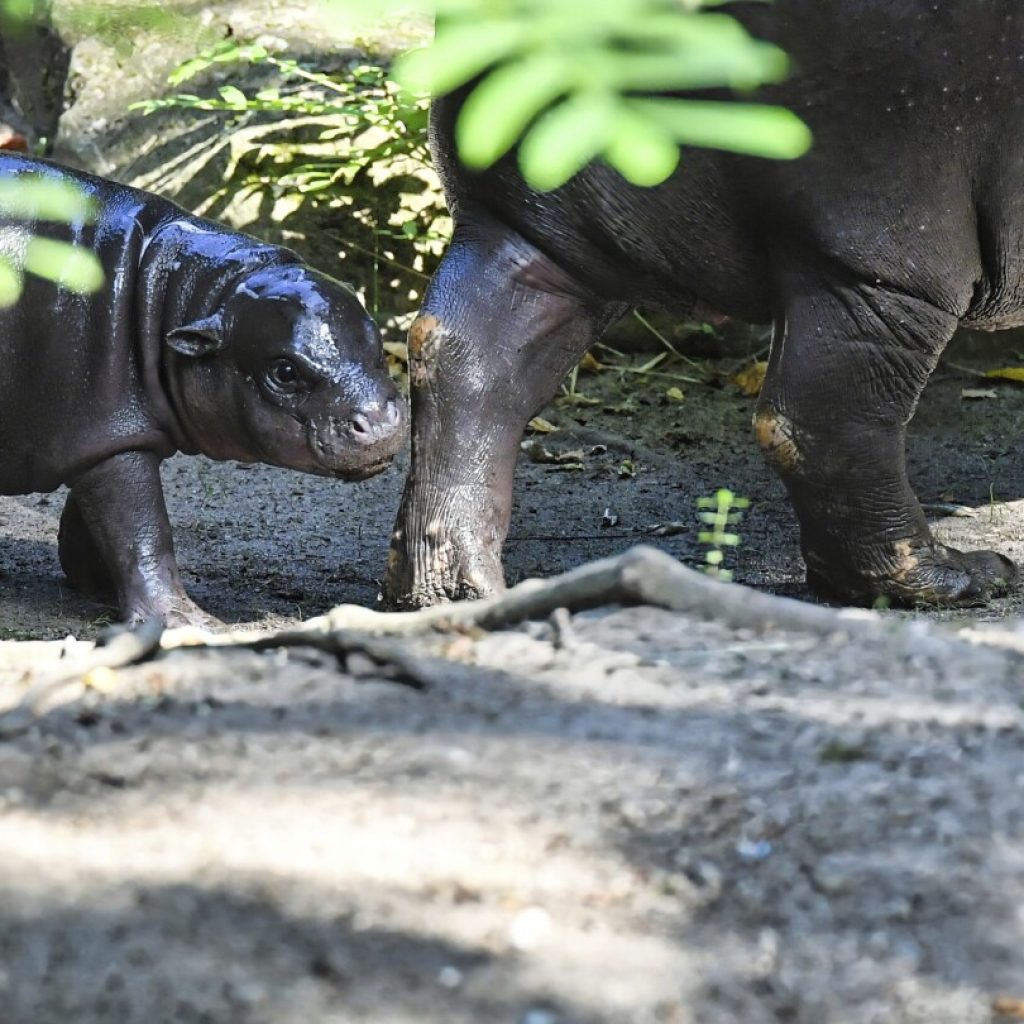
[509,906,551,950]
[438,966,463,989]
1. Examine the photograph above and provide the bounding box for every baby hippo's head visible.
[165,263,405,480]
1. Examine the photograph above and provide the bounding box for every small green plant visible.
[696,488,749,581]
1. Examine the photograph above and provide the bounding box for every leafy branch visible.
[324,0,812,190]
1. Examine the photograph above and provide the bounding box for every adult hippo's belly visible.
[384,0,1024,609]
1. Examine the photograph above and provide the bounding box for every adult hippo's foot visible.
[387,492,507,609]
[60,451,220,627]
[757,263,1018,608]
[805,541,1016,607]
[383,210,614,609]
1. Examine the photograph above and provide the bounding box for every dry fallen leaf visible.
[578,352,604,372]
[993,996,1024,1020]
[961,388,998,400]
[522,442,586,468]
[665,386,685,402]
[648,521,688,537]
[0,126,27,152]
[985,366,1024,383]
[383,341,409,363]
[730,360,768,397]
[82,666,118,694]
[527,416,559,434]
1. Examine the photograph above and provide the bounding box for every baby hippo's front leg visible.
[60,451,217,627]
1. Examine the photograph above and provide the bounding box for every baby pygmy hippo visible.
[0,154,405,625]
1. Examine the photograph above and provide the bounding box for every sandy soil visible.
[3,6,1024,1022]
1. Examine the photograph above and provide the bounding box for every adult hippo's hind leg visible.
[384,213,611,609]
[757,267,1015,606]
[61,450,218,626]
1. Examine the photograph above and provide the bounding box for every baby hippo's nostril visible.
[350,412,373,440]
[348,399,404,446]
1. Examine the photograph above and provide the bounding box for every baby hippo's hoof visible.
[808,543,1017,608]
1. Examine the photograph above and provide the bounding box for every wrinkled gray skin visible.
[386,0,1024,610]
[0,154,404,626]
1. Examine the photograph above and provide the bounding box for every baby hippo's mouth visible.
[333,453,397,482]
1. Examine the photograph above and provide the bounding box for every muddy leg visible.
[385,213,612,609]
[756,270,1015,606]
[61,451,218,626]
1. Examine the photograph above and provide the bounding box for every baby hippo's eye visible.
[266,357,303,393]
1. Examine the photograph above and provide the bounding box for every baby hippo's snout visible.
[313,389,407,481]
[350,397,403,447]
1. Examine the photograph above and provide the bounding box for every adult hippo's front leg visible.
[384,212,612,609]
[756,265,1016,606]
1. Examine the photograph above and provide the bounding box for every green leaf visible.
[603,107,679,186]
[518,91,616,191]
[23,238,104,295]
[456,54,571,168]
[168,42,270,86]
[0,259,21,306]
[218,85,250,109]
[601,42,788,92]
[394,20,530,97]
[0,178,96,223]
[635,98,812,159]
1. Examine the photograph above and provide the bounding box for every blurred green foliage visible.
[0,0,102,303]
[0,177,103,305]
[0,0,810,309]
[324,0,812,190]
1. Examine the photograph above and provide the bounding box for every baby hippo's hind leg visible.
[61,451,219,627]
[59,492,115,599]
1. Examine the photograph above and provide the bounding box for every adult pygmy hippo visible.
[0,154,404,625]
[386,0,1024,609]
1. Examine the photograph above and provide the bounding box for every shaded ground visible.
[3,5,1024,1022]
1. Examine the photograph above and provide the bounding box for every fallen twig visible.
[4,545,1024,737]
[0,621,163,737]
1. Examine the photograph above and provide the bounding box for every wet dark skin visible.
[0,154,405,626]
[386,0,1024,610]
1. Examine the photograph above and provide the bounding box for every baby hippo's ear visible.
[166,314,225,358]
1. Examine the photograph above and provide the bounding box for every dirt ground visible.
[4,5,1024,1023]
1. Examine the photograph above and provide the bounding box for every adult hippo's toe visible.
[804,541,1018,608]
